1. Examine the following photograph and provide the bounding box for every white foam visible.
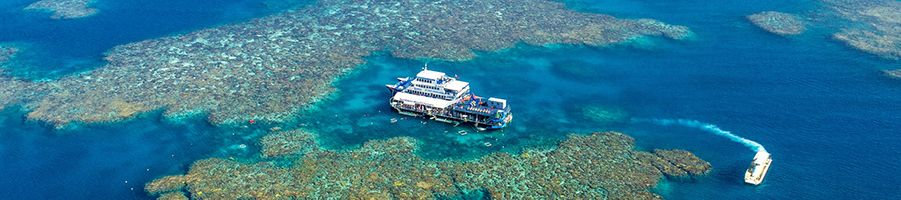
[634,118,766,152]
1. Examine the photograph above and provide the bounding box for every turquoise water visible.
[2,0,901,199]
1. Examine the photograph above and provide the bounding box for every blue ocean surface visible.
[0,108,271,199]
[1,0,900,199]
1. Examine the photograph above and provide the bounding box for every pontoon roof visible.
[444,80,469,91]
[488,97,507,103]
[752,151,770,164]
[416,70,445,80]
[392,92,455,108]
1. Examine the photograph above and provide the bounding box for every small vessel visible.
[744,150,772,185]
[386,67,512,130]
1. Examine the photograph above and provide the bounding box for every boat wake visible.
[633,118,766,152]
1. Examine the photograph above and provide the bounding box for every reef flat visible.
[747,11,806,36]
[826,0,900,60]
[146,131,710,199]
[2,0,691,127]
[24,0,98,19]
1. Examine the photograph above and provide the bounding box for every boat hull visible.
[744,155,772,185]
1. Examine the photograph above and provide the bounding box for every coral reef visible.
[0,77,45,112]
[582,105,630,124]
[259,130,317,158]
[147,131,710,199]
[176,159,300,199]
[747,11,806,35]
[646,149,712,177]
[3,0,691,127]
[24,0,98,19]
[156,192,188,200]
[826,0,900,60]
[144,175,187,195]
[449,132,704,200]
[165,137,458,199]
[0,45,49,106]
[0,45,17,63]
[885,69,901,79]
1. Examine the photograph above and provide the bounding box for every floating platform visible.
[386,68,512,130]
[744,150,772,185]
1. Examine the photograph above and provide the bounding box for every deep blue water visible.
[1,0,900,199]
[0,0,306,199]
[0,107,271,199]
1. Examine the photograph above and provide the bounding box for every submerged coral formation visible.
[826,0,900,60]
[550,59,604,80]
[147,131,710,199]
[0,45,17,63]
[24,0,98,19]
[747,11,806,35]
[2,0,691,127]
[885,69,901,79]
[582,105,630,124]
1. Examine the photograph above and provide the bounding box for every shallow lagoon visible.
[1,0,900,199]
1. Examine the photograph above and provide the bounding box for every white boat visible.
[744,150,772,185]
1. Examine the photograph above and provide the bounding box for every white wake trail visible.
[633,118,766,152]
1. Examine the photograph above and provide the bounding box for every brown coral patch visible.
[145,175,187,195]
[148,131,710,199]
[156,192,189,200]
